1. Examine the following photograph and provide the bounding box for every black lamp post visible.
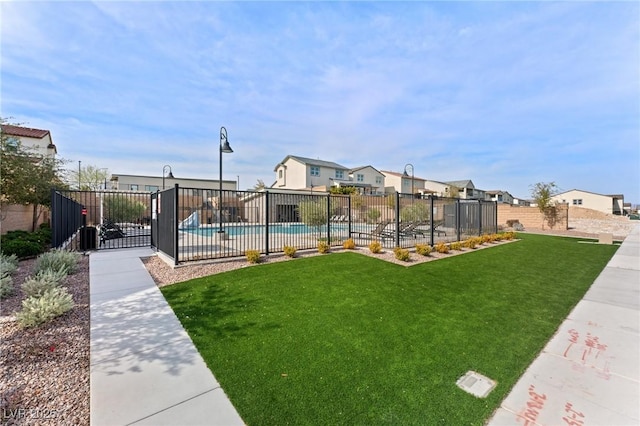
[403,163,415,198]
[162,165,174,190]
[218,127,234,235]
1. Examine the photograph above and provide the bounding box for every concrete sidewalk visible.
[89,247,244,426]
[488,224,640,425]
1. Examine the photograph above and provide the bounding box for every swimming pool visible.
[184,223,339,236]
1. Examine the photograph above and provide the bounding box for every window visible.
[310,166,320,176]
[572,199,583,205]
[467,189,474,197]
[279,170,283,179]
[130,184,139,191]
[145,185,159,192]
[375,176,383,184]
[335,170,344,179]
[357,174,364,182]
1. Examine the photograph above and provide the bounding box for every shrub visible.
[283,246,297,258]
[450,241,463,251]
[1,253,19,276]
[368,241,382,254]
[0,275,13,299]
[16,287,74,328]
[34,250,81,275]
[1,239,44,259]
[21,268,68,298]
[318,241,330,254]
[415,243,432,256]
[503,231,517,240]
[343,238,356,250]
[463,238,478,249]
[435,242,450,254]
[245,250,261,264]
[393,247,411,262]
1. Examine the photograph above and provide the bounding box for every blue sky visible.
[2,1,639,202]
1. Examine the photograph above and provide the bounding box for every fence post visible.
[347,195,352,237]
[430,195,435,246]
[395,192,400,247]
[326,194,331,244]
[494,201,498,234]
[265,190,270,255]
[456,199,461,240]
[478,200,483,236]
[173,184,179,266]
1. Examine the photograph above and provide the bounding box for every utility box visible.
[80,226,97,251]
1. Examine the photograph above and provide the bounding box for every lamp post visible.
[403,163,415,198]
[162,165,174,190]
[218,127,234,236]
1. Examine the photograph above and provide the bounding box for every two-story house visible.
[381,170,428,196]
[1,124,57,158]
[273,155,385,194]
[485,190,514,204]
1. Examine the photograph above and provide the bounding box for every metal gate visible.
[51,189,153,250]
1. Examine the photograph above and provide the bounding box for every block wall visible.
[497,203,568,230]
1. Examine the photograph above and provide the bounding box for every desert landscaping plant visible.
[16,286,74,328]
[1,253,19,275]
[435,242,450,254]
[245,250,261,264]
[21,268,68,298]
[393,247,411,262]
[450,241,463,251]
[415,243,432,256]
[318,241,330,254]
[463,238,478,249]
[368,241,382,254]
[34,249,81,275]
[343,238,356,250]
[283,246,297,258]
[0,275,14,299]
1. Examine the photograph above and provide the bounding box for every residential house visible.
[513,197,532,207]
[381,170,428,196]
[485,190,514,204]
[110,174,237,192]
[445,180,485,200]
[1,124,57,158]
[0,124,58,232]
[552,189,626,215]
[273,155,384,194]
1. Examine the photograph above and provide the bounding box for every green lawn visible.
[161,234,618,425]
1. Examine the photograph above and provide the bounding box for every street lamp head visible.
[220,127,234,154]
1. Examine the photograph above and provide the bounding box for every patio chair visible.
[355,219,394,241]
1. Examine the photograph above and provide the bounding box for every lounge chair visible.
[355,219,394,240]
[99,219,126,246]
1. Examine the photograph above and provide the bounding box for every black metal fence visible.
[51,190,153,250]
[150,186,497,264]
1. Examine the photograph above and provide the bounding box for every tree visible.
[103,194,147,223]
[400,203,430,223]
[67,164,110,190]
[297,199,327,238]
[329,186,357,195]
[530,181,560,229]
[1,119,68,231]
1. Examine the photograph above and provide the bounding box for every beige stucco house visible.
[485,190,514,204]
[110,174,237,192]
[273,155,385,194]
[1,124,57,158]
[381,170,428,196]
[552,189,626,215]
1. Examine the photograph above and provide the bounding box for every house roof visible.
[446,180,475,189]
[274,155,348,172]
[349,165,384,175]
[1,124,51,139]
[380,170,427,182]
[554,189,625,200]
[1,124,57,154]
[485,190,512,196]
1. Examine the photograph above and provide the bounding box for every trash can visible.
[80,226,97,251]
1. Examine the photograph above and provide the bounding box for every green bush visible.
[1,253,19,276]
[246,250,261,264]
[34,250,80,275]
[368,241,382,254]
[0,275,13,299]
[1,239,44,259]
[283,246,297,258]
[21,268,68,298]
[415,243,432,256]
[16,287,74,328]
[393,247,411,262]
